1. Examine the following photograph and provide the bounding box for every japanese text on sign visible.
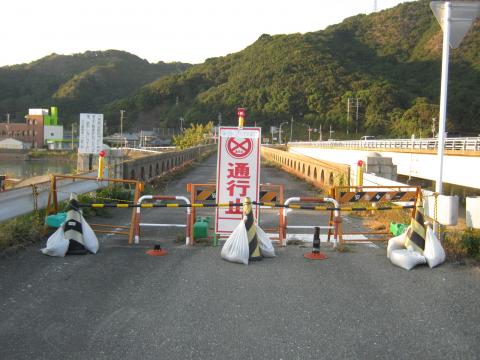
[216,126,261,234]
[78,113,104,154]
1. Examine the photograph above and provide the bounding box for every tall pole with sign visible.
[216,108,261,236]
[430,1,480,233]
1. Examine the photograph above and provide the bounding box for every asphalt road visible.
[1,154,479,360]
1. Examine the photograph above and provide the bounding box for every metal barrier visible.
[45,174,143,244]
[283,197,340,247]
[187,183,285,244]
[134,195,191,245]
[330,185,421,246]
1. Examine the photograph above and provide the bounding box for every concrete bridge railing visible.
[290,137,480,153]
[123,144,216,182]
[261,146,350,188]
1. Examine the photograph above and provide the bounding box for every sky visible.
[0,0,415,67]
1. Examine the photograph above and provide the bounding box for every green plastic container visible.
[193,220,209,238]
[390,222,408,236]
[45,212,67,228]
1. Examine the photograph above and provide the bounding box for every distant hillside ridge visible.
[107,0,480,137]
[0,50,191,124]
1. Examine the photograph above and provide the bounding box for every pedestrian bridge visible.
[285,137,480,190]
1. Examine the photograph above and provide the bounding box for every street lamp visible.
[279,122,288,144]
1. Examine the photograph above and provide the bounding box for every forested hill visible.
[109,0,480,138]
[0,50,191,123]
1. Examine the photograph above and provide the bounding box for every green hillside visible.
[0,50,190,124]
[107,0,480,138]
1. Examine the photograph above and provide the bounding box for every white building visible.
[0,138,31,149]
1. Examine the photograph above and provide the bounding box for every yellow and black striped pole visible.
[405,205,426,253]
[243,197,262,261]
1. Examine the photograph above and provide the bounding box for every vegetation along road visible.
[0,154,479,359]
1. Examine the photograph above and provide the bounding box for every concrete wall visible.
[261,146,350,188]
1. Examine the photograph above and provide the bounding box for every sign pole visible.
[435,1,450,197]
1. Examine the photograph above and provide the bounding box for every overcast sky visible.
[0,0,415,66]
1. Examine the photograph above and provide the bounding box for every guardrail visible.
[134,195,191,245]
[290,137,480,152]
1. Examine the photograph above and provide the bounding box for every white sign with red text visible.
[216,127,261,235]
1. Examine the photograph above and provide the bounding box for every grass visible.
[444,229,480,262]
[0,212,45,252]
[28,149,75,160]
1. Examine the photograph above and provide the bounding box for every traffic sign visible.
[431,1,480,48]
[226,137,253,159]
[216,127,261,234]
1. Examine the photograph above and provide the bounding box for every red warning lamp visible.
[99,150,106,158]
[237,108,246,118]
[357,160,364,167]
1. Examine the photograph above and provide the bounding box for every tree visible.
[173,122,214,149]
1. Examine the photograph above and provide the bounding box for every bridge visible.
[287,137,480,190]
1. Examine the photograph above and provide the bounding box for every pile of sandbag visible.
[221,197,275,265]
[41,195,99,257]
[387,224,446,271]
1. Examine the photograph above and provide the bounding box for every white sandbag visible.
[423,226,446,268]
[41,226,69,257]
[256,225,275,258]
[387,229,408,259]
[81,217,99,254]
[221,221,249,265]
[390,249,426,270]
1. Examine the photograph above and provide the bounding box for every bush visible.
[0,213,44,250]
[461,230,480,259]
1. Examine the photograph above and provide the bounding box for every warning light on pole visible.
[357,160,364,187]
[98,150,106,179]
[237,108,246,128]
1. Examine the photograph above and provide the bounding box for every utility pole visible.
[180,117,184,132]
[432,117,436,138]
[329,124,334,140]
[290,116,293,142]
[319,124,323,141]
[6,113,10,123]
[120,110,125,137]
[355,98,360,134]
[279,122,288,144]
[71,123,76,150]
[307,126,312,141]
[347,98,350,135]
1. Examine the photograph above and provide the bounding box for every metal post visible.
[120,110,125,137]
[433,1,451,236]
[347,98,350,135]
[355,98,359,134]
[436,1,450,197]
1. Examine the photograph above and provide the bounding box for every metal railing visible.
[290,137,480,152]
